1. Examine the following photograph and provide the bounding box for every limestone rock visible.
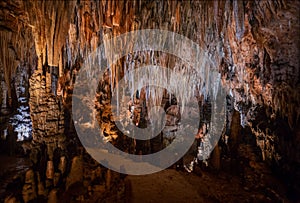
[46,161,54,179]
[47,189,58,203]
[66,156,83,190]
[58,156,67,175]
[24,169,35,184]
[4,196,19,203]
[22,170,37,203]
[0,0,299,201]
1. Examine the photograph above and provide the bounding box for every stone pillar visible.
[1,81,8,110]
[210,143,221,171]
[66,156,83,190]
[22,169,37,203]
[106,169,111,189]
[229,110,241,156]
[29,71,65,145]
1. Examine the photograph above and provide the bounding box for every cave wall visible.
[23,0,298,178]
[0,0,299,201]
[0,0,36,111]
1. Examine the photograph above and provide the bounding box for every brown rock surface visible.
[0,0,299,202]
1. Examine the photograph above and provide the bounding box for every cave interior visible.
[0,0,299,202]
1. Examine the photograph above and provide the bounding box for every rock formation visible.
[0,0,299,202]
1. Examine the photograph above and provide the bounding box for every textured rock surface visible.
[29,70,65,146]
[0,0,36,111]
[0,0,299,202]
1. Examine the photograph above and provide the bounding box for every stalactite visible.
[233,0,245,41]
[0,0,299,202]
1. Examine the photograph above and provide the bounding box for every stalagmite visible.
[0,0,299,202]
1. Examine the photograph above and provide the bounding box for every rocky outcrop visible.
[29,70,65,150]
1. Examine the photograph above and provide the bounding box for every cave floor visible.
[125,168,287,203]
[0,155,291,203]
[0,155,31,200]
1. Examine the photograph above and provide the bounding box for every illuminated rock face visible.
[28,70,65,147]
[26,0,299,176]
[0,0,299,201]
